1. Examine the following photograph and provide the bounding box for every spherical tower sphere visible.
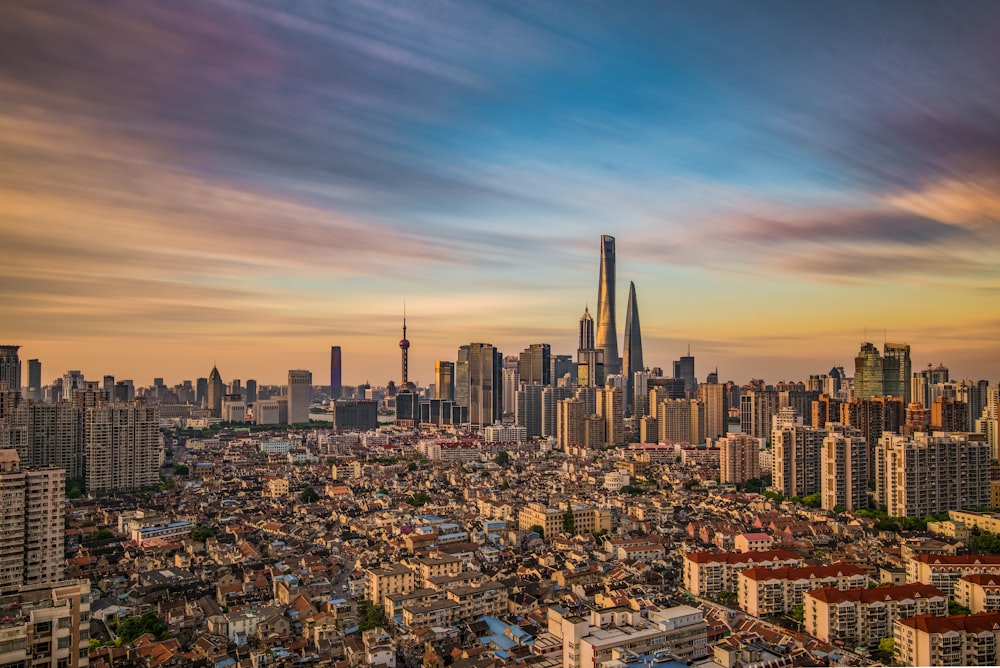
[399,339,410,349]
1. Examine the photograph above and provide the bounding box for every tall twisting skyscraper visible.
[596,235,620,377]
[621,281,643,413]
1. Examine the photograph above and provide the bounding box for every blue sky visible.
[2,1,999,385]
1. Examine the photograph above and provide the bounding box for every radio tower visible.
[399,305,410,386]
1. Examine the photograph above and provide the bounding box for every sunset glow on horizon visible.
[3,1,1000,386]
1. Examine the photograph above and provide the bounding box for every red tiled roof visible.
[959,573,1000,587]
[806,583,944,604]
[898,612,1000,635]
[740,563,867,582]
[685,549,799,565]
[911,554,1000,566]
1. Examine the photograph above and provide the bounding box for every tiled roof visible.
[806,583,944,604]
[898,612,1000,635]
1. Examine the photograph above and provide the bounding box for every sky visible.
[2,1,1000,387]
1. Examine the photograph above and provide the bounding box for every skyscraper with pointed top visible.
[596,235,620,377]
[207,365,224,417]
[622,281,643,413]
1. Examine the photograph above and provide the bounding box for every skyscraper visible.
[883,342,911,404]
[673,347,696,395]
[455,346,470,412]
[0,345,21,393]
[85,401,160,495]
[579,306,594,350]
[595,235,620,376]
[467,343,502,429]
[0,401,86,481]
[0,450,66,587]
[207,365,224,417]
[287,369,312,424]
[621,281,643,414]
[577,307,604,387]
[854,342,884,399]
[330,346,343,399]
[27,359,41,401]
[435,361,455,400]
[518,344,551,387]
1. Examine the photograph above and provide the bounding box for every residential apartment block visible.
[895,612,1000,667]
[0,579,91,668]
[955,574,1000,614]
[907,555,1000,599]
[876,432,990,517]
[548,604,708,668]
[738,563,868,616]
[517,502,611,537]
[682,550,803,598]
[804,583,946,647]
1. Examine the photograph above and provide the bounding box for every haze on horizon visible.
[2,1,1000,386]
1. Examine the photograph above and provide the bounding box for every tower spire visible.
[399,303,410,386]
[622,280,644,413]
[596,235,620,377]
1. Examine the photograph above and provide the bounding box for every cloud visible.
[883,177,1000,229]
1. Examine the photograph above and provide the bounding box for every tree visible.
[66,478,84,499]
[529,524,545,538]
[563,503,576,535]
[500,480,510,490]
[115,611,168,644]
[173,464,189,476]
[300,486,320,503]
[800,493,822,508]
[878,637,895,655]
[791,604,804,623]
[949,601,972,615]
[88,529,115,542]
[495,451,510,466]
[357,600,387,631]
[407,491,431,507]
[190,526,214,542]
[833,504,846,514]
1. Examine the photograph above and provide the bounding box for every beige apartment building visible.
[804,583,946,647]
[821,426,868,512]
[85,401,160,494]
[0,450,65,588]
[364,563,416,604]
[401,582,507,628]
[895,612,1000,667]
[907,554,1000,599]
[682,550,802,598]
[517,502,612,537]
[0,579,91,668]
[548,604,707,668]
[739,563,868,616]
[719,433,760,485]
[954,574,1000,614]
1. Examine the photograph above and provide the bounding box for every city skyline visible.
[3,2,1000,385]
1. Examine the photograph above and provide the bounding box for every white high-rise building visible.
[876,432,991,517]
[287,369,312,424]
[821,424,868,512]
